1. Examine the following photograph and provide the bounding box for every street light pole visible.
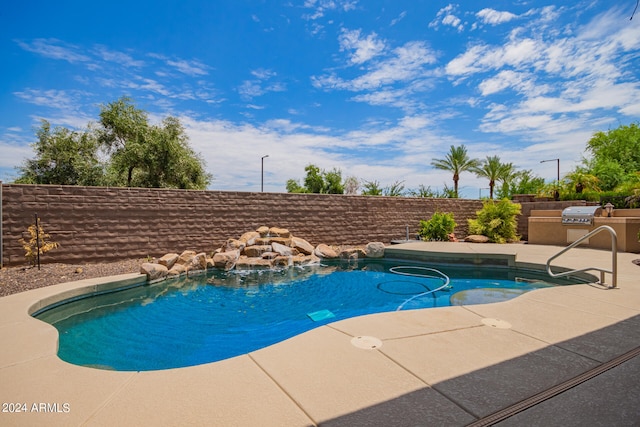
[261,155,269,192]
[540,158,560,200]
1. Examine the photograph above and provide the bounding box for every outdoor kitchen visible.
[528,205,640,253]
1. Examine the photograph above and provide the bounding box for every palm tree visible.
[473,155,513,199]
[564,169,600,193]
[431,145,480,198]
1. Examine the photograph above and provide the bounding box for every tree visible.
[303,164,325,193]
[344,176,359,195]
[496,169,545,199]
[323,168,344,194]
[286,179,306,193]
[431,145,480,198]
[473,155,513,199]
[586,122,640,174]
[563,168,600,194]
[383,180,406,196]
[287,164,345,194]
[97,97,211,189]
[16,120,104,185]
[361,180,383,195]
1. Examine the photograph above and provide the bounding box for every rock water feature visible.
[140,226,386,281]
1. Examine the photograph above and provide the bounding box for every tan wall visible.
[516,200,592,240]
[528,216,640,253]
[1,184,486,266]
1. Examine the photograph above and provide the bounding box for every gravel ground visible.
[0,259,144,297]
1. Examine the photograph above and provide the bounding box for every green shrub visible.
[418,211,457,241]
[468,199,521,243]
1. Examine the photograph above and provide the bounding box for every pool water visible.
[35,259,585,371]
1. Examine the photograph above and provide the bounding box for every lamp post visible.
[478,187,490,199]
[540,158,560,200]
[261,155,269,192]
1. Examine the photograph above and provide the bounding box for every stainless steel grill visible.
[561,206,602,225]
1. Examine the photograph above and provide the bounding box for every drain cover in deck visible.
[351,336,383,349]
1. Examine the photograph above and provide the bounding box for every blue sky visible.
[1,1,639,198]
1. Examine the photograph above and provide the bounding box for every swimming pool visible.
[34,259,587,371]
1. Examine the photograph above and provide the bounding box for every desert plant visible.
[418,211,457,241]
[19,223,59,266]
[467,199,521,243]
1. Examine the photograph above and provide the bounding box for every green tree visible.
[383,180,405,196]
[16,120,104,185]
[97,97,211,189]
[563,168,600,194]
[361,180,383,195]
[407,184,437,198]
[323,168,344,194]
[431,145,480,198]
[496,169,545,199]
[286,179,307,193]
[287,164,345,194]
[303,164,325,193]
[473,155,513,199]
[586,122,640,174]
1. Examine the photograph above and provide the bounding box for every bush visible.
[418,211,457,241]
[468,199,521,243]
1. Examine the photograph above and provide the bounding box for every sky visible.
[1,1,639,198]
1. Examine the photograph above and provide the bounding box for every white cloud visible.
[429,4,464,32]
[16,38,91,63]
[302,0,358,20]
[339,29,386,64]
[166,59,209,76]
[314,40,437,92]
[391,11,407,26]
[476,8,518,25]
[93,45,145,67]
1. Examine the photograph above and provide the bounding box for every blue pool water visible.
[35,259,585,371]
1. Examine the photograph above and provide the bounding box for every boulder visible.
[272,242,294,257]
[293,254,321,265]
[158,253,179,270]
[224,238,245,252]
[273,256,293,268]
[256,226,270,237]
[244,245,272,257]
[190,252,208,270]
[256,237,292,246]
[239,231,260,246]
[168,263,187,276]
[338,248,366,260]
[291,236,314,255]
[268,227,291,238]
[213,250,240,270]
[176,250,196,266]
[140,263,168,280]
[365,242,385,258]
[465,235,490,243]
[235,257,274,270]
[314,244,338,259]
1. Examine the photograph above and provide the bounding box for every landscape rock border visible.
[140,226,386,281]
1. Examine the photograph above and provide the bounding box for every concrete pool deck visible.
[1,242,639,426]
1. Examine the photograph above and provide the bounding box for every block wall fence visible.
[0,184,588,266]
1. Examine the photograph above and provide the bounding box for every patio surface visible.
[1,242,639,426]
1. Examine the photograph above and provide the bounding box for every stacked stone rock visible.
[140,225,386,281]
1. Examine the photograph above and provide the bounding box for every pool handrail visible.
[545,225,618,288]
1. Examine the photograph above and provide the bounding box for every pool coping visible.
[2,242,640,425]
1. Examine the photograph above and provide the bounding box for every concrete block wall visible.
[1,184,484,266]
